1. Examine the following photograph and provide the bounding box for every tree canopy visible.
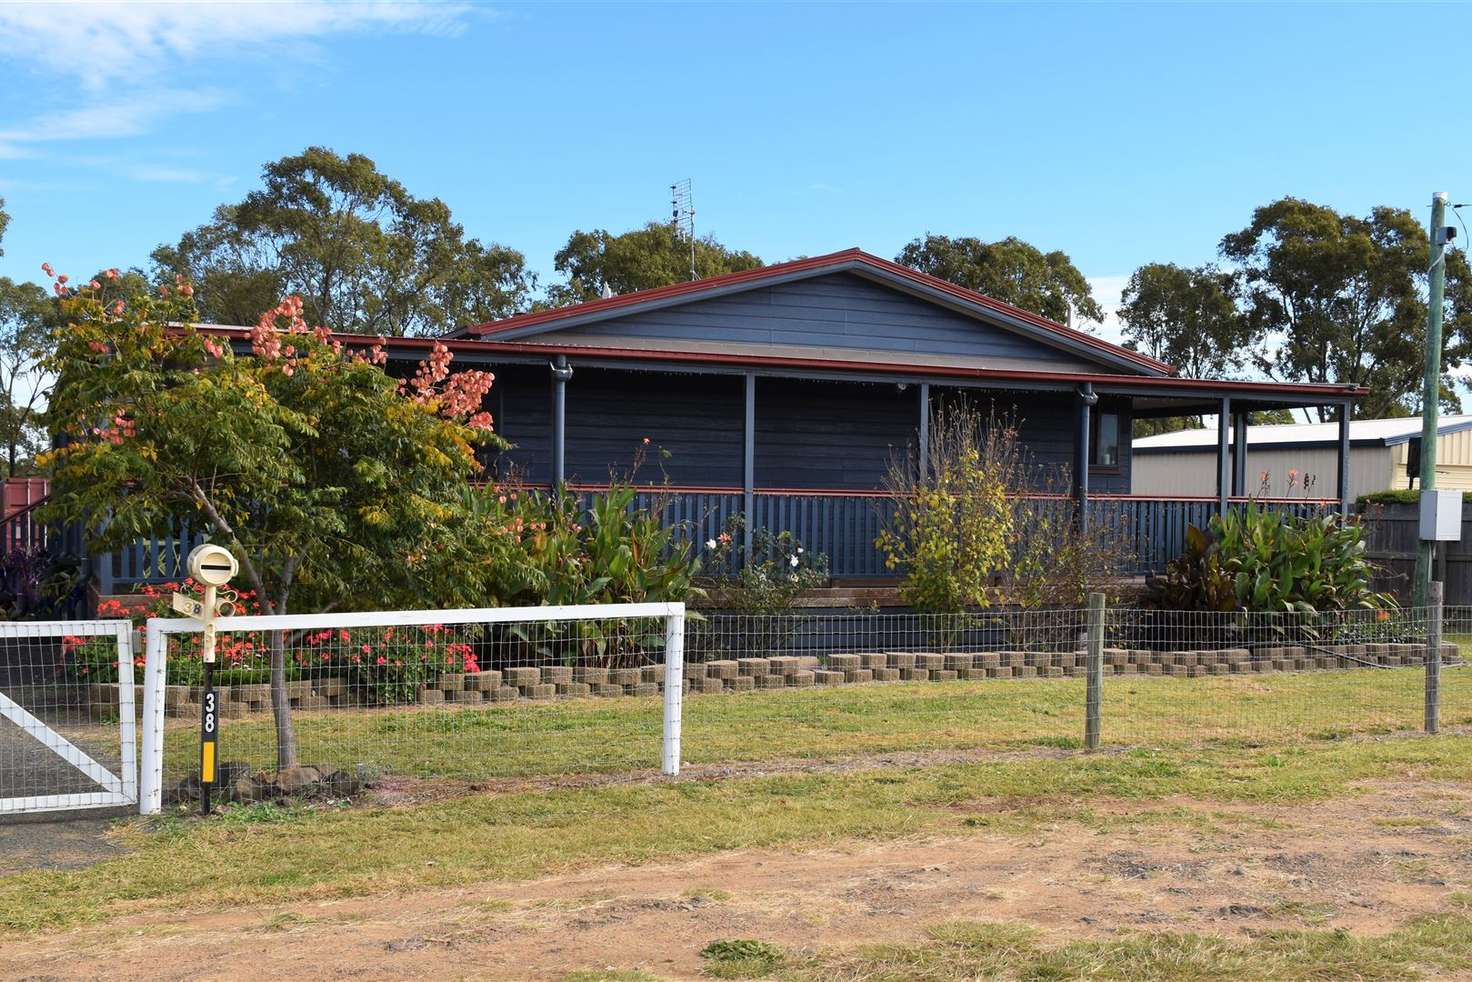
[0,277,52,475]
[42,271,504,764]
[151,147,535,337]
[895,234,1104,325]
[0,206,55,475]
[545,222,761,307]
[1220,197,1472,420]
[1117,262,1248,380]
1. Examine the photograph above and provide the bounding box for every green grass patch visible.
[6,735,1472,935]
[701,939,785,979]
[159,666,1472,783]
[1373,815,1442,830]
[1267,899,1337,925]
[785,915,1472,981]
[562,971,662,982]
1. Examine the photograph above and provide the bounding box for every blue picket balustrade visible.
[12,489,1338,596]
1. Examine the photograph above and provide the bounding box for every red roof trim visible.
[458,248,1174,375]
[451,338,1364,399]
[196,326,1363,400]
[560,482,1338,505]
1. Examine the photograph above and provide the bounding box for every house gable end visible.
[490,268,1146,375]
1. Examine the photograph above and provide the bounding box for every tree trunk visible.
[187,481,301,770]
[268,628,299,769]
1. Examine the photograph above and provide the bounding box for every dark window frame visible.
[1091,410,1122,472]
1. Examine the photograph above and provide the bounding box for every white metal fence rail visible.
[0,620,136,814]
[139,601,686,814]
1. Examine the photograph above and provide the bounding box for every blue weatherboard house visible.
[176,248,1360,583]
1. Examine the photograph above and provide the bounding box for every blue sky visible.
[0,1,1461,340]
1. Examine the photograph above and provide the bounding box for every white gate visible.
[0,620,137,814]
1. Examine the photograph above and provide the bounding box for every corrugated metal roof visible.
[1134,415,1472,451]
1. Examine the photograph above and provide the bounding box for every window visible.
[1093,412,1120,468]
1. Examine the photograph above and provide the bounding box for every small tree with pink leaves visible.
[42,270,504,767]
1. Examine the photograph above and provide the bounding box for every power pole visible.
[1414,191,1450,606]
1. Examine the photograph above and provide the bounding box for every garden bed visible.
[123,640,1462,719]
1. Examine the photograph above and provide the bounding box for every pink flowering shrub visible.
[296,623,479,705]
[64,580,270,685]
[68,582,478,699]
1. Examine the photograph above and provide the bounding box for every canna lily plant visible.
[1154,500,1393,614]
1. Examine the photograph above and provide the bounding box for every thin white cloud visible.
[0,2,476,179]
[0,88,227,157]
[0,1,472,90]
[1087,273,1129,346]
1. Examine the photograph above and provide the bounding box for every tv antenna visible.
[670,179,696,281]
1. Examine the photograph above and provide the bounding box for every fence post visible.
[117,625,139,807]
[1426,580,1443,735]
[138,621,167,814]
[662,604,686,776]
[1085,592,1105,750]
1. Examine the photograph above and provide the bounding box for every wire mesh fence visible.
[682,605,1467,758]
[0,620,136,813]
[679,608,1095,762]
[148,607,681,801]
[1102,605,1457,746]
[6,598,1467,817]
[1436,603,1472,734]
[143,603,1472,804]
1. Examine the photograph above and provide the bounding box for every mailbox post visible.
[173,544,239,815]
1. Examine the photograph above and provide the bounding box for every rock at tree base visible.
[170,761,363,805]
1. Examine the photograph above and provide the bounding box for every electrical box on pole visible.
[1420,489,1463,541]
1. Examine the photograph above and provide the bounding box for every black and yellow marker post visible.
[177,543,239,817]
[200,662,218,814]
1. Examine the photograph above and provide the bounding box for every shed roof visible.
[1134,415,1472,453]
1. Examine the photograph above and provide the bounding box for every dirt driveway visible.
[3,779,1471,980]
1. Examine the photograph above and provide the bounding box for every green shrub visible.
[1152,501,1393,613]
[431,457,704,668]
[1359,488,1472,505]
[698,516,829,656]
[876,406,1016,613]
[876,405,1130,618]
[704,515,829,615]
[699,939,784,978]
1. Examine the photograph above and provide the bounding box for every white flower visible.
[789,555,800,567]
[797,547,804,554]
[706,539,718,550]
